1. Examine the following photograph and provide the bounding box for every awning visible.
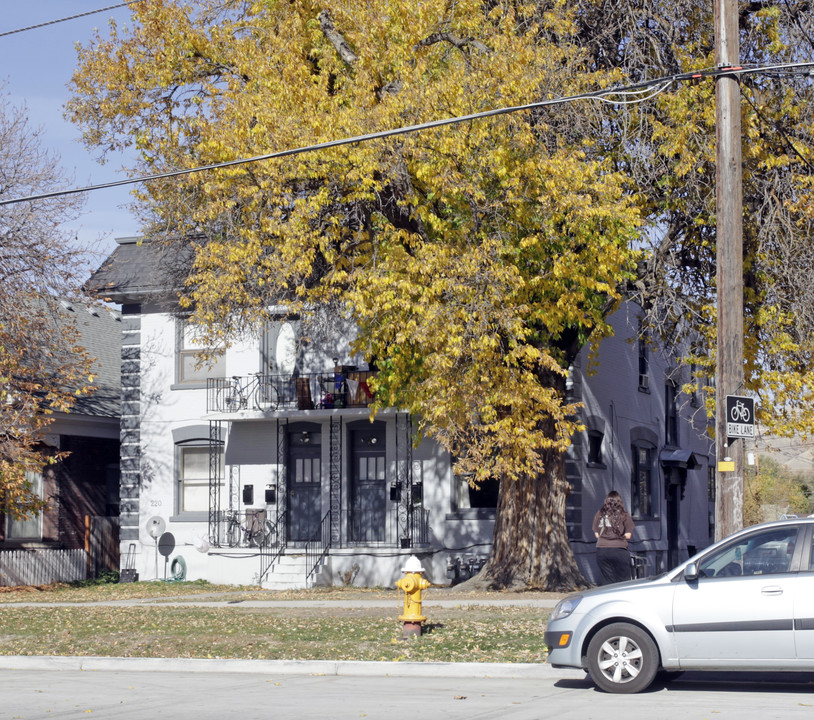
[659,449,700,470]
[224,423,277,465]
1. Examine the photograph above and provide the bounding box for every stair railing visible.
[259,508,287,583]
[305,510,332,582]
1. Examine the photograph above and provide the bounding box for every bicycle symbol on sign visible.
[729,399,751,423]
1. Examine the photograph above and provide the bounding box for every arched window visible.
[630,427,658,519]
[586,416,606,467]
[173,425,223,519]
[631,444,655,518]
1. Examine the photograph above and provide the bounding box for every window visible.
[176,321,225,385]
[665,381,679,446]
[631,444,655,518]
[175,441,223,517]
[260,319,301,375]
[638,329,649,391]
[6,471,43,540]
[452,473,499,512]
[587,430,604,466]
[698,526,799,577]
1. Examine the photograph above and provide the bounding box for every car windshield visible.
[697,526,800,578]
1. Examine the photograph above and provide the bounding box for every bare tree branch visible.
[415,32,493,55]
[318,10,358,65]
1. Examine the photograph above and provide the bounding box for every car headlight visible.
[550,596,582,621]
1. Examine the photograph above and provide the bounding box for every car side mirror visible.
[684,562,699,581]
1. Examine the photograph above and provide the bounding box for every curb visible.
[0,655,576,680]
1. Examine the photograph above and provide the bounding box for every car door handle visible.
[761,586,784,596]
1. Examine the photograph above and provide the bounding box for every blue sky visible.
[0,2,142,255]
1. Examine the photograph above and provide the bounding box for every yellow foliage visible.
[67,0,640,483]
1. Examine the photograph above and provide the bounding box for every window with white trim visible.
[6,471,43,540]
[176,441,224,517]
[177,321,225,385]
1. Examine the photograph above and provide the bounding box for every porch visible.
[205,505,430,589]
[204,379,428,588]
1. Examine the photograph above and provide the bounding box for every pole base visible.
[401,622,422,639]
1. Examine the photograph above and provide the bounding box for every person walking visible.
[593,490,635,585]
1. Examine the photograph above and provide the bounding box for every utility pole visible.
[714,0,745,541]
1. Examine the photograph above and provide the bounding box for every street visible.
[3,667,814,720]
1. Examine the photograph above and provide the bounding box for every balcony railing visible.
[207,371,376,414]
[212,505,429,553]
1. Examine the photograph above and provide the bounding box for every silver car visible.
[545,517,814,693]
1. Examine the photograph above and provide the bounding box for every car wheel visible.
[586,622,659,694]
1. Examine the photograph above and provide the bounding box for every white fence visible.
[0,549,88,587]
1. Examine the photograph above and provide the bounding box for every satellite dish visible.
[146,516,166,539]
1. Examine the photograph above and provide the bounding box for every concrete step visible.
[260,552,325,590]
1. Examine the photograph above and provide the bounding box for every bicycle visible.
[214,373,278,412]
[224,509,274,548]
[730,399,751,423]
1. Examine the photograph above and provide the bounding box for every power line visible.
[1,61,813,208]
[0,1,143,39]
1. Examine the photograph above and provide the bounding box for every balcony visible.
[206,370,376,414]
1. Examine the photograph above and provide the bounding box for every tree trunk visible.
[477,369,588,592]
[479,447,587,591]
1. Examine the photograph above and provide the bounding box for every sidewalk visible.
[0,595,564,609]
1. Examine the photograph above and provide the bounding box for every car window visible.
[698,526,799,578]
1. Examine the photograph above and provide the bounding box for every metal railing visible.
[305,510,332,582]
[347,505,430,548]
[208,371,376,414]
[258,509,287,583]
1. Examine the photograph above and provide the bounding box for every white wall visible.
[125,302,713,588]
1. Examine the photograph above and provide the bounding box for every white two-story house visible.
[88,236,714,588]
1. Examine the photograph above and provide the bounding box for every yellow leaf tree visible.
[69,0,644,589]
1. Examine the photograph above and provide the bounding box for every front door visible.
[287,426,321,543]
[350,423,387,543]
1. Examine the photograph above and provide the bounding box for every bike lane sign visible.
[726,395,755,438]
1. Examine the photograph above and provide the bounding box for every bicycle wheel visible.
[253,378,278,410]
[215,386,239,413]
[226,521,240,548]
[255,520,275,547]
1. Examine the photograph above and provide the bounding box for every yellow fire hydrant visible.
[395,555,431,638]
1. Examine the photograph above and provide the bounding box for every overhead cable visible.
[1,61,813,207]
[0,1,143,39]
